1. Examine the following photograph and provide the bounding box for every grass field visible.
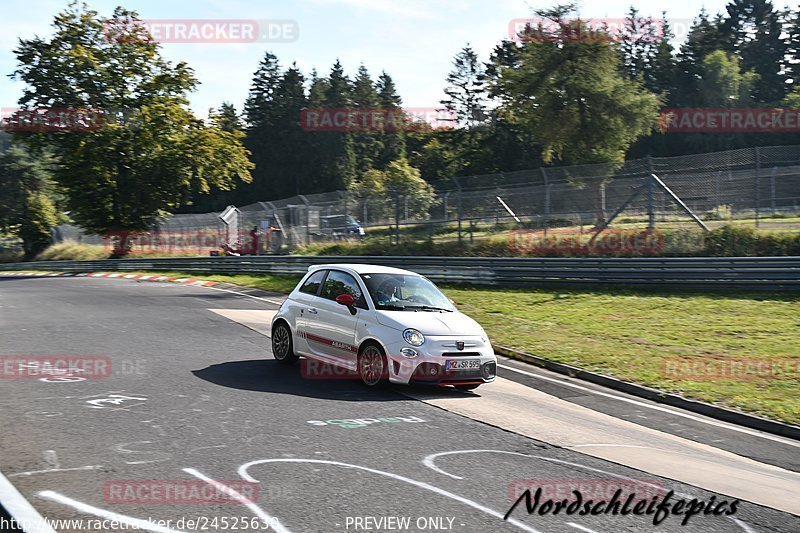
[110,271,798,426]
[444,285,800,425]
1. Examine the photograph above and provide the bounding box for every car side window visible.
[320,270,366,308]
[298,270,327,296]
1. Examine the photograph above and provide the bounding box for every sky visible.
[0,0,742,118]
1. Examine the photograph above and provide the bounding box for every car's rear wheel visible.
[358,343,387,387]
[272,322,297,365]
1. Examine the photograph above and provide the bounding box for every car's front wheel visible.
[358,343,387,387]
[272,322,297,365]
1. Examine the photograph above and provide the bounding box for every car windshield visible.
[360,273,455,311]
[323,215,357,226]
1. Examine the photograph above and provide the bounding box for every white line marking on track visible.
[0,470,57,533]
[9,466,103,478]
[38,491,185,533]
[497,363,800,449]
[570,444,651,449]
[238,458,542,533]
[730,517,758,533]
[204,285,284,306]
[183,468,290,533]
[568,523,602,533]
[423,450,756,532]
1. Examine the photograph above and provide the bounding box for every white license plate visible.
[446,359,480,371]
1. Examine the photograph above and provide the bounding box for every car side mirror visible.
[336,294,354,306]
[335,294,357,315]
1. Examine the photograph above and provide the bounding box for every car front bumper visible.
[383,335,497,386]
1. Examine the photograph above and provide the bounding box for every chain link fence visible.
[52,145,800,254]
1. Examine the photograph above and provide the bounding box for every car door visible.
[290,269,328,356]
[304,269,366,370]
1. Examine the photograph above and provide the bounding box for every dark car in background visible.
[319,214,366,240]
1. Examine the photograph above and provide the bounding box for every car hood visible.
[375,310,483,336]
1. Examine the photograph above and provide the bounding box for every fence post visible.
[541,167,550,235]
[454,177,463,245]
[646,156,655,231]
[755,147,761,229]
[770,167,776,213]
[393,189,401,245]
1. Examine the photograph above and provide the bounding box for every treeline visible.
[186,0,800,212]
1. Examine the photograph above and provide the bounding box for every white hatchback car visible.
[271,264,497,390]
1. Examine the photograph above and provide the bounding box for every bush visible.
[0,249,24,263]
[36,241,109,261]
[703,205,733,221]
[703,225,800,256]
[660,228,706,256]
[297,225,800,258]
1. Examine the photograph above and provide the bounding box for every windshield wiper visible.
[377,304,407,311]
[407,305,453,312]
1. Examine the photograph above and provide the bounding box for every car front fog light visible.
[403,328,425,346]
[400,347,418,358]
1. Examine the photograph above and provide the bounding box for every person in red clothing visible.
[247,226,260,255]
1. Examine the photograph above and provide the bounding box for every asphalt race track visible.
[0,276,798,533]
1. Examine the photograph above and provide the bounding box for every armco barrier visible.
[1,256,799,290]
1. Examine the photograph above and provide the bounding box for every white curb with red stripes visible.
[0,271,218,287]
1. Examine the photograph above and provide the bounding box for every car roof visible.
[308,263,420,276]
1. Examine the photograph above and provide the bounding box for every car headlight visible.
[403,328,425,346]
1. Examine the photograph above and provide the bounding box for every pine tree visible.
[619,7,660,82]
[441,45,487,128]
[351,64,383,174]
[376,71,406,167]
[647,14,677,97]
[210,102,242,133]
[244,52,281,129]
[784,8,800,89]
[719,0,788,103]
[272,64,308,197]
[675,9,728,106]
[318,60,356,191]
[243,52,283,201]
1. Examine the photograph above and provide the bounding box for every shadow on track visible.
[192,359,482,402]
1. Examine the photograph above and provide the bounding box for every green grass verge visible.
[442,284,799,425]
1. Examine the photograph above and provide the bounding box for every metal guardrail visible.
[1,256,799,290]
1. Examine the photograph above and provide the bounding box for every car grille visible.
[441,352,481,358]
